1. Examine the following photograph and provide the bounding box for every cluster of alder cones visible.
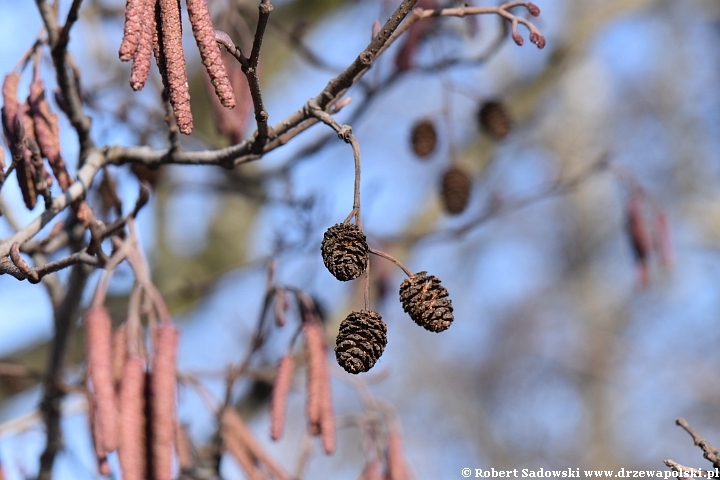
[119,0,236,134]
[410,100,513,215]
[321,223,454,374]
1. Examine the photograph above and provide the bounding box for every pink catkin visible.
[303,320,335,452]
[317,348,335,454]
[150,323,179,480]
[174,421,194,472]
[304,322,324,434]
[119,355,146,480]
[111,325,127,388]
[158,0,193,134]
[654,210,673,269]
[626,194,651,287]
[186,0,235,108]
[360,459,383,480]
[85,305,119,453]
[221,427,262,480]
[270,354,294,441]
[205,57,251,143]
[129,0,156,90]
[87,389,112,476]
[386,427,409,480]
[221,407,290,480]
[119,0,145,61]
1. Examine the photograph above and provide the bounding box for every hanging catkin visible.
[84,305,119,452]
[150,323,178,480]
[119,0,145,61]
[186,0,235,108]
[119,355,147,480]
[128,0,157,91]
[270,354,294,441]
[158,0,193,134]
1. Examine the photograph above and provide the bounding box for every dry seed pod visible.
[321,223,369,281]
[186,0,235,108]
[2,73,20,143]
[335,310,387,374]
[440,165,472,215]
[478,100,511,139]
[410,119,437,158]
[28,77,72,191]
[84,305,119,452]
[399,271,454,332]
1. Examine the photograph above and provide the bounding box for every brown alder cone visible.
[410,119,437,158]
[150,323,179,480]
[84,305,119,452]
[129,0,157,91]
[270,354,294,441]
[28,77,72,191]
[158,0,193,134]
[440,165,472,215]
[186,0,235,108]
[87,389,112,476]
[119,355,147,480]
[478,100,512,139]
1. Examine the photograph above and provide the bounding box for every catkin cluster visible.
[119,0,236,134]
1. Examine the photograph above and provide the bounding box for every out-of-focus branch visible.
[37,262,92,480]
[35,0,94,157]
[675,417,720,469]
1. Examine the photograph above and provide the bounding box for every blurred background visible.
[1,0,720,478]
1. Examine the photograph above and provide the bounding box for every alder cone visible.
[441,165,472,215]
[321,223,368,281]
[410,119,437,158]
[477,100,511,139]
[399,271,454,332]
[335,310,387,374]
